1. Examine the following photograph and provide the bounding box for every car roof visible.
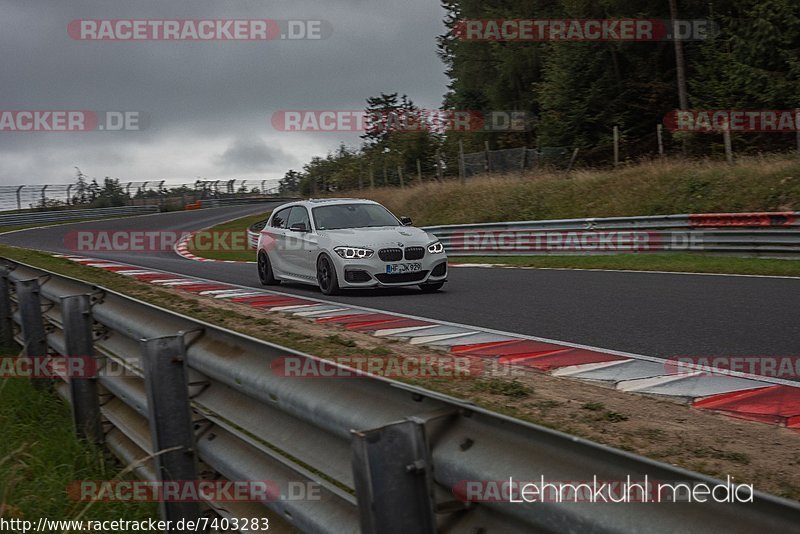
[279,198,381,209]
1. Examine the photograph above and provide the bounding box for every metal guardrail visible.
[2,259,800,533]
[422,212,800,257]
[0,205,160,228]
[199,197,299,209]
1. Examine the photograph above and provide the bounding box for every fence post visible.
[613,126,620,166]
[15,278,50,390]
[484,140,491,173]
[795,109,799,158]
[369,165,375,189]
[657,123,665,158]
[141,334,201,528]
[723,129,734,165]
[566,148,580,174]
[0,267,13,349]
[61,294,103,444]
[416,159,423,184]
[398,166,405,189]
[458,140,465,184]
[352,420,437,534]
[15,185,23,211]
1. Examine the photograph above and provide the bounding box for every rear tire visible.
[317,254,341,295]
[419,282,445,293]
[258,251,280,285]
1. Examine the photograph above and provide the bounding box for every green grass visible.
[355,155,800,226]
[450,253,800,277]
[0,373,157,524]
[185,211,270,262]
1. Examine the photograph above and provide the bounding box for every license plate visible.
[386,262,422,274]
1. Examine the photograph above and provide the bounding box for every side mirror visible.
[400,216,413,226]
[289,222,308,232]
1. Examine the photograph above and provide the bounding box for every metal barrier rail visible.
[2,259,799,533]
[0,205,160,228]
[199,197,299,209]
[422,212,800,257]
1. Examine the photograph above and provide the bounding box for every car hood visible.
[320,226,434,248]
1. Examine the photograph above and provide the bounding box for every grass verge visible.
[0,372,157,523]
[352,155,800,226]
[184,211,269,262]
[450,253,800,277]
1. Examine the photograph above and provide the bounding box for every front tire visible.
[419,282,445,293]
[258,251,280,285]
[317,254,341,295]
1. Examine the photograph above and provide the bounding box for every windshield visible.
[312,204,400,230]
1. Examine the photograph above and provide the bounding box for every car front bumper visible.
[334,255,448,289]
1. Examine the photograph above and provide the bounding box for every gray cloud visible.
[214,137,295,172]
[0,0,448,186]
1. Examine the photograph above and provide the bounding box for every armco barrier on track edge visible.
[4,255,800,533]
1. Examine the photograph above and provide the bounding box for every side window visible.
[286,207,311,230]
[270,207,291,229]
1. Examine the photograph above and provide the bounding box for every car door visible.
[262,206,291,275]
[283,206,318,280]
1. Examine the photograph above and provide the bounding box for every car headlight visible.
[334,246,374,259]
[427,241,444,254]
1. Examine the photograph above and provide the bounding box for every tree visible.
[279,170,302,195]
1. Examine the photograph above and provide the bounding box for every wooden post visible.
[613,126,620,166]
[398,166,404,189]
[657,124,665,158]
[723,129,734,165]
[566,148,580,173]
[369,165,375,189]
[383,163,388,186]
[484,140,490,173]
[416,159,423,184]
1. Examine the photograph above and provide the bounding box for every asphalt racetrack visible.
[2,203,798,360]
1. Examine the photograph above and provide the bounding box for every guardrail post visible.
[0,267,14,349]
[140,334,200,530]
[351,419,437,534]
[61,294,103,444]
[15,278,50,390]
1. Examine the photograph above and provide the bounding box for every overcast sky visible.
[0,0,449,188]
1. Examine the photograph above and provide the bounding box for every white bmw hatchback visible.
[256,199,448,295]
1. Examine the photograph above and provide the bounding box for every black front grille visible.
[375,271,429,284]
[344,270,372,283]
[431,262,447,277]
[378,248,403,262]
[404,247,425,260]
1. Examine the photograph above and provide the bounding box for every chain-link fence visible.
[461,146,572,179]
[0,179,281,212]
